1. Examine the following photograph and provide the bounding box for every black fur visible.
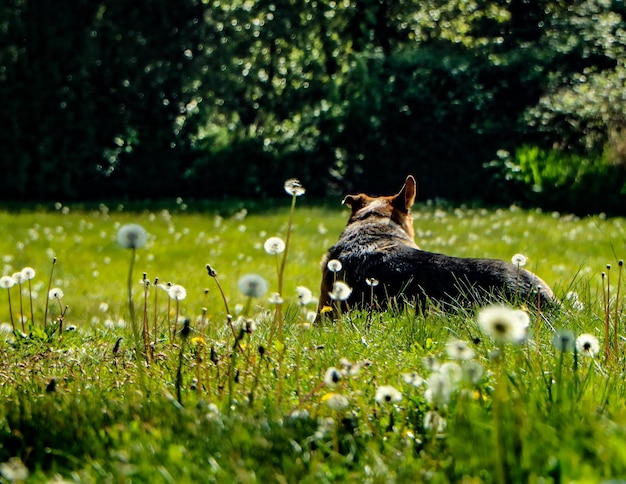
[317,176,555,315]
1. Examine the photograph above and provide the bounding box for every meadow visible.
[1,191,626,483]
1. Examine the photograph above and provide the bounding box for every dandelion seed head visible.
[423,411,447,433]
[375,385,402,404]
[330,281,352,301]
[322,392,349,410]
[264,237,285,255]
[117,223,148,249]
[268,292,283,304]
[576,333,600,357]
[366,277,379,287]
[552,329,576,352]
[339,358,361,377]
[284,178,306,197]
[235,317,257,334]
[11,272,23,284]
[0,457,29,482]
[0,276,15,289]
[511,253,528,267]
[445,339,475,360]
[326,259,342,273]
[422,355,440,372]
[168,284,187,301]
[462,360,485,385]
[477,305,528,344]
[20,267,35,280]
[439,362,463,387]
[402,371,425,387]
[565,291,584,311]
[238,274,269,298]
[425,372,453,406]
[296,286,313,305]
[324,367,342,386]
[289,409,310,420]
[48,287,64,300]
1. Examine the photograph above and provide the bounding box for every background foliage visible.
[2,0,626,211]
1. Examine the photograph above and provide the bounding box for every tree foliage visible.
[1,0,625,211]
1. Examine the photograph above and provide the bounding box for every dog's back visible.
[318,175,555,314]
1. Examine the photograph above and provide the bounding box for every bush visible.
[486,145,626,214]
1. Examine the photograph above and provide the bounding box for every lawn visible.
[1,193,625,483]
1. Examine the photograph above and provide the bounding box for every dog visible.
[317,175,556,316]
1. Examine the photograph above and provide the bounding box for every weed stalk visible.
[43,257,57,327]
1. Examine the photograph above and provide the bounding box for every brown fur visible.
[317,175,556,316]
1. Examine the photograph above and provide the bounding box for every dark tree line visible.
[2,0,626,212]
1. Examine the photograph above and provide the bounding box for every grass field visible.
[1,194,626,483]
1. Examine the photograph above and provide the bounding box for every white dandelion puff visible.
[326,259,343,273]
[330,281,352,301]
[425,372,453,406]
[296,286,313,305]
[511,253,528,267]
[284,178,306,197]
[461,360,485,385]
[423,411,447,433]
[0,276,15,289]
[268,292,283,305]
[439,362,463,387]
[324,367,342,386]
[375,385,402,404]
[576,333,600,357]
[264,237,286,255]
[477,305,528,344]
[322,392,349,410]
[48,288,64,300]
[117,223,148,249]
[402,372,425,387]
[445,339,475,360]
[552,329,576,352]
[168,284,187,301]
[20,267,36,280]
[238,274,269,298]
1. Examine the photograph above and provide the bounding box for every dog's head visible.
[342,175,417,239]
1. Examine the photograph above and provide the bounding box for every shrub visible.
[486,145,626,214]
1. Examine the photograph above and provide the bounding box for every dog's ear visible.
[392,175,417,212]
[342,194,364,212]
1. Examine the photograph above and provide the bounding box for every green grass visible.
[1,198,626,482]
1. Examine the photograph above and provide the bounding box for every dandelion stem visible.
[17,281,24,332]
[175,320,190,406]
[607,265,611,360]
[206,265,238,341]
[127,248,145,362]
[5,288,14,332]
[27,279,34,329]
[602,272,610,361]
[153,277,159,347]
[276,194,298,407]
[493,360,510,484]
[43,257,57,327]
[614,260,622,358]
[142,275,150,358]
[167,291,172,341]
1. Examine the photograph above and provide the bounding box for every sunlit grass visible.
[1,198,626,482]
